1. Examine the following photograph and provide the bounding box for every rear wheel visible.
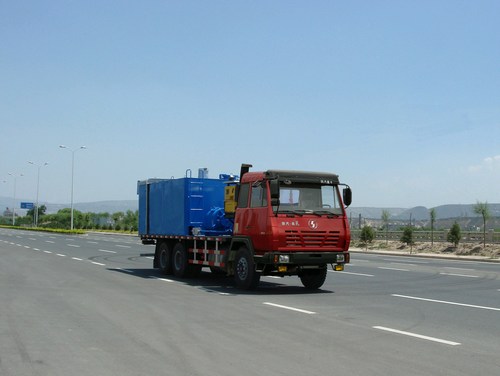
[299,266,327,289]
[172,242,188,277]
[234,247,260,290]
[157,242,173,275]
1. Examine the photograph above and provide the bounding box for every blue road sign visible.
[20,202,34,209]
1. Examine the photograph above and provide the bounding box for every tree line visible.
[1,205,139,231]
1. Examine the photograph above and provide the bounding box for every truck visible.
[137,164,352,290]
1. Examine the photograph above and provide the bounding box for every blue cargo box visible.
[138,177,227,237]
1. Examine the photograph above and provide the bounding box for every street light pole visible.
[7,173,23,226]
[28,161,48,227]
[59,145,86,230]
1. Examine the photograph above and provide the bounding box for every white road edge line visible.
[157,278,174,282]
[151,277,174,282]
[378,267,409,272]
[390,262,417,266]
[263,302,316,315]
[392,294,500,312]
[115,268,135,274]
[439,272,479,278]
[373,326,461,346]
[381,258,429,264]
[443,267,475,271]
[332,270,374,277]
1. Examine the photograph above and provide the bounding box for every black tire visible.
[172,242,188,277]
[299,266,327,290]
[157,241,173,275]
[234,247,260,290]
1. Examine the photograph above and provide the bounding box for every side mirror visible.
[269,179,280,208]
[343,187,352,207]
[269,179,279,199]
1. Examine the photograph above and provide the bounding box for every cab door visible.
[234,181,270,252]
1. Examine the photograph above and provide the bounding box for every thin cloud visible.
[468,155,500,173]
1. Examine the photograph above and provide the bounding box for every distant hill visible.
[346,207,407,219]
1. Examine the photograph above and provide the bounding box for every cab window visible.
[250,182,268,208]
[237,183,250,208]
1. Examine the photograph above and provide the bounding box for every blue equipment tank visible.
[138,173,235,237]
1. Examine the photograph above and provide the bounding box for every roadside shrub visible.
[447,222,461,247]
[360,225,376,250]
[400,226,414,246]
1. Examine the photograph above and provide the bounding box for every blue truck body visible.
[137,175,233,237]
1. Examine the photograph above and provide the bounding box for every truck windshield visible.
[274,183,343,216]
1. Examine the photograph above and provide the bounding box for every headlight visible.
[337,254,345,263]
[279,255,290,263]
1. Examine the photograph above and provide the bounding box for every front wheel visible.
[234,247,260,290]
[299,266,327,289]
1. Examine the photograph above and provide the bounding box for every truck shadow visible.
[108,268,334,295]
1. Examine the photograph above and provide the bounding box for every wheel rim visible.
[174,250,183,270]
[236,257,248,280]
[159,250,167,268]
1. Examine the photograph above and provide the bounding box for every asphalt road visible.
[1,228,499,376]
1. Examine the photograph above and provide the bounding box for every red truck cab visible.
[227,166,351,289]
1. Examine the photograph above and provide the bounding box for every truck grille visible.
[285,230,340,248]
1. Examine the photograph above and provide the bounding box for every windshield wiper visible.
[313,210,340,217]
[291,210,308,216]
[275,209,295,216]
[293,209,318,216]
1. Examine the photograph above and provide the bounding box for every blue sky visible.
[1,0,499,208]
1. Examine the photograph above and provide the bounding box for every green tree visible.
[360,225,376,250]
[122,210,138,231]
[429,208,436,249]
[112,211,125,229]
[400,226,414,253]
[26,204,47,219]
[81,212,94,229]
[447,222,461,248]
[381,210,390,245]
[473,201,490,248]
[96,212,111,229]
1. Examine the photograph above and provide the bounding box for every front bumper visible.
[259,251,349,266]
